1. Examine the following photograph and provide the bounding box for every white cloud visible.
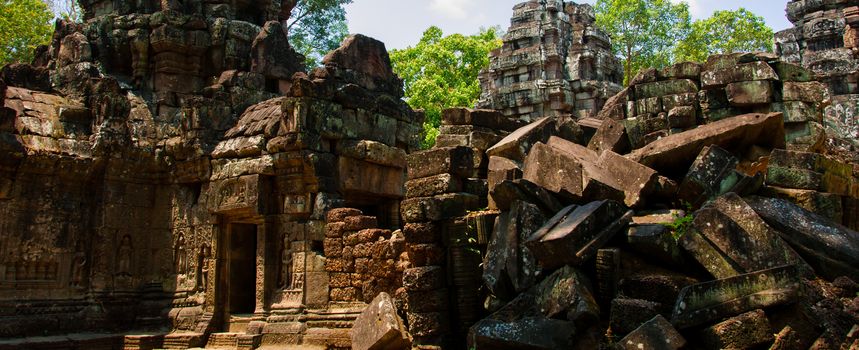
[429,0,474,19]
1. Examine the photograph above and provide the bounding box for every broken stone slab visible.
[489,179,564,215]
[701,61,778,88]
[609,297,662,336]
[544,136,656,207]
[615,315,686,350]
[533,265,600,326]
[482,200,545,299]
[698,309,772,350]
[626,225,686,266]
[486,117,554,163]
[628,112,786,176]
[522,142,584,199]
[351,292,411,350]
[681,193,811,279]
[634,79,698,100]
[469,266,598,349]
[587,118,629,155]
[766,148,851,195]
[406,146,474,180]
[726,80,774,106]
[784,121,825,152]
[618,274,699,315]
[677,145,761,208]
[467,316,575,350]
[667,106,696,129]
[759,186,843,224]
[745,196,859,281]
[525,200,633,269]
[671,265,801,329]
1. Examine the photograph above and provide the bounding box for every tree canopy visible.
[0,0,54,65]
[674,9,774,63]
[595,0,691,85]
[389,26,502,148]
[287,0,352,70]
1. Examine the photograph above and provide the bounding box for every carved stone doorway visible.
[222,222,259,331]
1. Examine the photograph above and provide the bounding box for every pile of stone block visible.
[463,109,859,349]
[477,0,623,122]
[324,208,407,304]
[598,53,831,153]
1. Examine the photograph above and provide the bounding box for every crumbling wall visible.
[477,0,623,122]
[776,0,859,160]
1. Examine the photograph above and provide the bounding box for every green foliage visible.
[594,0,691,85]
[675,9,774,63]
[390,26,502,149]
[45,0,82,22]
[668,201,694,241]
[0,0,54,65]
[287,0,352,70]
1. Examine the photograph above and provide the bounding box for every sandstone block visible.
[726,80,774,106]
[483,200,545,299]
[746,196,859,281]
[400,193,480,223]
[616,315,686,350]
[701,61,778,87]
[351,292,411,350]
[587,118,629,155]
[628,113,785,175]
[609,298,662,335]
[402,222,441,244]
[634,79,698,99]
[405,173,462,199]
[677,145,760,208]
[699,309,772,350]
[782,81,830,103]
[406,146,473,180]
[671,265,801,328]
[525,200,632,269]
[486,117,554,163]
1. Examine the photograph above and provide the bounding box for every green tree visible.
[594,0,691,85]
[287,0,352,70]
[0,0,54,65]
[390,26,502,148]
[674,9,774,63]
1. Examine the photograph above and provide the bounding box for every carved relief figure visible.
[71,241,87,288]
[117,235,132,275]
[197,243,210,291]
[175,234,187,274]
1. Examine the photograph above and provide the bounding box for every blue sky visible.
[345,0,793,50]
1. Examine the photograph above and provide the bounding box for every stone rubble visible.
[1,0,859,349]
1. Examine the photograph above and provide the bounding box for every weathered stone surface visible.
[681,193,810,279]
[701,61,779,87]
[746,196,859,281]
[726,80,774,106]
[405,174,462,198]
[609,298,662,335]
[351,292,410,350]
[525,200,633,269]
[782,81,830,103]
[626,225,686,266]
[677,145,759,208]
[671,265,802,329]
[615,315,686,350]
[400,193,480,223]
[766,148,851,195]
[699,309,772,350]
[635,79,698,99]
[406,146,474,180]
[487,117,554,163]
[483,200,545,299]
[533,266,600,325]
[587,118,629,155]
[628,113,786,175]
[402,266,444,292]
[251,21,304,81]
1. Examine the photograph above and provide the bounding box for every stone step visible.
[204,333,241,349]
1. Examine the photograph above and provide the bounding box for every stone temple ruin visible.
[0,0,858,349]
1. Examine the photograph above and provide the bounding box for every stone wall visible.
[775,0,859,160]
[0,0,423,344]
[477,0,623,122]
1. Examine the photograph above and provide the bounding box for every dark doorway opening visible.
[229,224,257,314]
